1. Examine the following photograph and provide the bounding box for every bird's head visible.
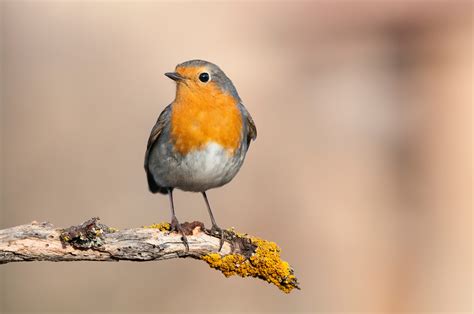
[165,60,240,101]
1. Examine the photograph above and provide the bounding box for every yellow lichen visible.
[225,227,247,238]
[202,234,300,293]
[143,222,171,232]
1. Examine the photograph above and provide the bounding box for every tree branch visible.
[0,218,300,293]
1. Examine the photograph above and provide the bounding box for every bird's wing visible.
[144,104,172,193]
[239,103,257,146]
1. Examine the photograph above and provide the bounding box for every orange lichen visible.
[202,234,300,293]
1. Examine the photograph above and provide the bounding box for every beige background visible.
[0,1,472,313]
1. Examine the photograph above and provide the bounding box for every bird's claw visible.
[170,218,189,252]
[211,224,225,252]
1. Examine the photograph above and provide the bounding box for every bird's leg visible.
[202,191,224,251]
[168,188,189,252]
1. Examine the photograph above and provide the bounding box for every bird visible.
[144,60,257,251]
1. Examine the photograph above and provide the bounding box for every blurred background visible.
[0,1,471,313]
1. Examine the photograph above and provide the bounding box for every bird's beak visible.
[165,72,185,82]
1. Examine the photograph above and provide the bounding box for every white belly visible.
[150,142,245,192]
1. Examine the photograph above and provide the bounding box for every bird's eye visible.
[199,72,210,83]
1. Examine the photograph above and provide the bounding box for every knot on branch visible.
[59,217,116,249]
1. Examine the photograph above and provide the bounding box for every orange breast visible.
[170,84,243,155]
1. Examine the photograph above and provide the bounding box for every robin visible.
[144,60,257,251]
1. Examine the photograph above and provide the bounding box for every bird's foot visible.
[210,224,225,252]
[170,217,189,252]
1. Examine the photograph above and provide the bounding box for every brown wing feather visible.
[246,111,257,145]
[239,103,257,146]
[144,104,172,194]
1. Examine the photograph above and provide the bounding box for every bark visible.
[0,218,234,263]
[0,218,300,293]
